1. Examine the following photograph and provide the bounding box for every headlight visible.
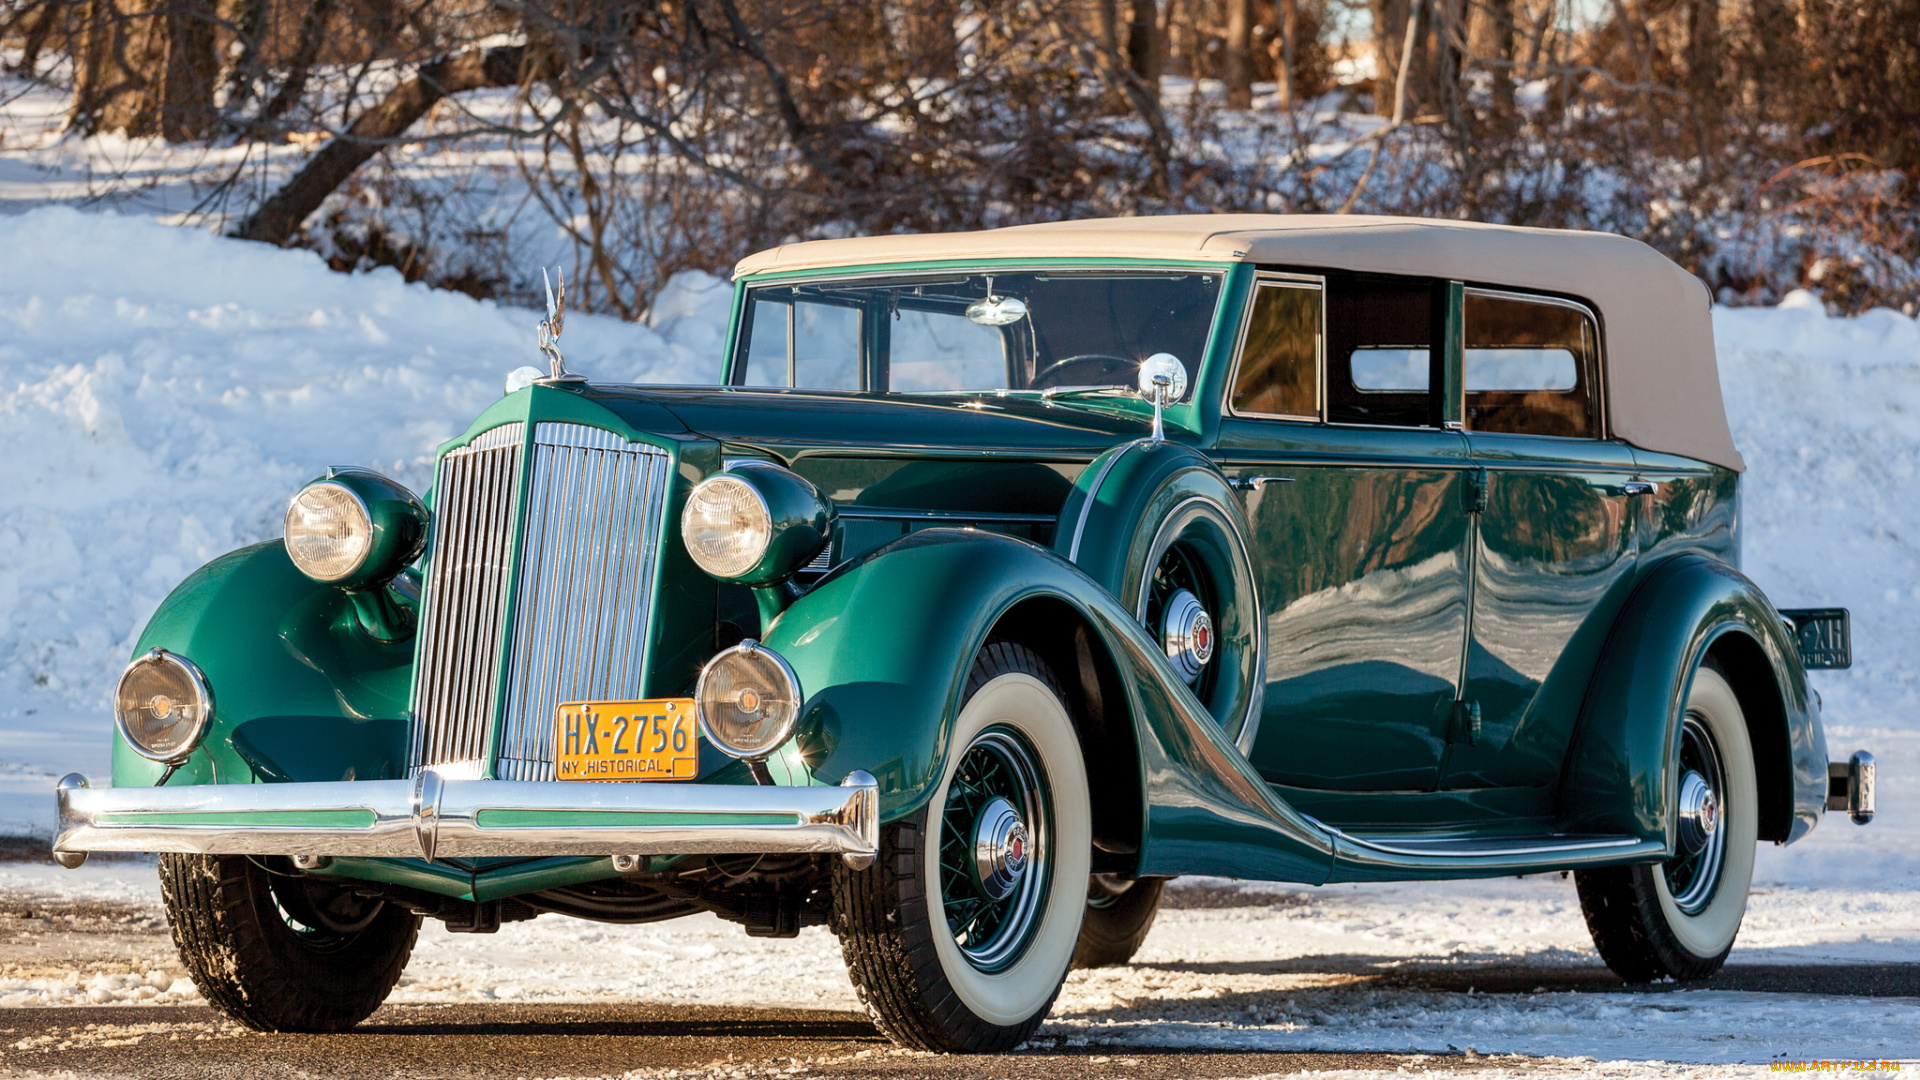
[284,469,427,589]
[681,464,832,586]
[696,641,803,760]
[114,649,213,764]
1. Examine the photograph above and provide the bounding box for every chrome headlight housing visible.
[696,640,803,760]
[114,649,213,764]
[681,464,832,586]
[284,468,428,589]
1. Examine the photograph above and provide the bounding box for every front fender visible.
[1559,555,1827,847]
[762,527,1334,884]
[114,543,414,788]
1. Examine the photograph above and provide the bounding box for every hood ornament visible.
[536,267,586,384]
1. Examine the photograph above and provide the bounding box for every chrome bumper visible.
[1828,751,1875,825]
[52,770,879,869]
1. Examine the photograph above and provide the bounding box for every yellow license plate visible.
[553,699,698,782]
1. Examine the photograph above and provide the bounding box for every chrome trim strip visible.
[1311,816,1644,859]
[836,507,1058,525]
[1065,438,1150,564]
[53,771,880,863]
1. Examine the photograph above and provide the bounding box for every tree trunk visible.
[258,0,337,125]
[1483,0,1515,116]
[1274,0,1297,106]
[1370,0,1408,115]
[71,0,216,140]
[1684,0,1719,98]
[233,44,528,246]
[1224,0,1253,107]
[1126,0,1163,89]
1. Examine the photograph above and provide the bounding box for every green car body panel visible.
[97,248,1839,904]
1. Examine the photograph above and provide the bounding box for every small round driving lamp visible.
[681,464,832,586]
[696,641,803,760]
[283,469,428,589]
[114,649,213,765]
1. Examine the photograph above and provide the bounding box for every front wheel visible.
[831,642,1091,1052]
[1575,665,1758,982]
[160,853,419,1032]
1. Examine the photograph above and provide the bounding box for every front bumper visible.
[52,769,879,869]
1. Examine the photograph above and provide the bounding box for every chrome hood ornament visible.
[536,267,586,384]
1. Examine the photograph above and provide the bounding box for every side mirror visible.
[1136,353,1188,441]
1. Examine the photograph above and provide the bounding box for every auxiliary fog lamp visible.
[696,640,803,761]
[114,648,213,770]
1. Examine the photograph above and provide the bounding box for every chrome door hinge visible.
[1448,700,1482,745]
[1465,468,1489,514]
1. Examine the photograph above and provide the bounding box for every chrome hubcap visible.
[971,797,1030,901]
[1676,770,1719,855]
[1162,588,1216,684]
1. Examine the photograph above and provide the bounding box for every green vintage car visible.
[57,215,1873,1051]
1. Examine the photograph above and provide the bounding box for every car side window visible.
[1463,290,1601,438]
[1325,275,1437,427]
[1229,279,1322,419]
[740,295,862,390]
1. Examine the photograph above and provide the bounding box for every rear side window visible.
[1463,290,1601,438]
[1326,275,1436,427]
[1229,279,1322,419]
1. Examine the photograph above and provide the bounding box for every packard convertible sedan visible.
[57,215,1873,1052]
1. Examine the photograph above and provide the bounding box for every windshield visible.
[730,270,1222,394]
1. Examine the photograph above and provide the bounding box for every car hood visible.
[578,384,1155,460]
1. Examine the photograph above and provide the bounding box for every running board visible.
[1309,818,1664,883]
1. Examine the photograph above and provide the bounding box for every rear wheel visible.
[1073,875,1166,968]
[160,853,419,1032]
[1575,666,1757,982]
[832,643,1091,1052]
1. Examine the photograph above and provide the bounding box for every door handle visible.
[1622,481,1658,497]
[1231,475,1294,491]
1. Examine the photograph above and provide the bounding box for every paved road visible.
[0,1002,1500,1079]
[0,875,1912,1078]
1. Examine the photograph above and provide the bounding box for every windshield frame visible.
[724,259,1237,398]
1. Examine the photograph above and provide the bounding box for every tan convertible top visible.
[736,215,1742,471]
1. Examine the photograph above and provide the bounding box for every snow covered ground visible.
[0,206,1914,1070]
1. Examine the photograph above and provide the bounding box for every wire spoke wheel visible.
[937,727,1050,972]
[831,642,1090,1052]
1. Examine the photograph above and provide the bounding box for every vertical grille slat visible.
[411,421,672,782]
[407,422,525,778]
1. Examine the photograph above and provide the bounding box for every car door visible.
[1442,288,1640,789]
[1214,272,1474,795]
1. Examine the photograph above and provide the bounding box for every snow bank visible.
[0,208,729,795]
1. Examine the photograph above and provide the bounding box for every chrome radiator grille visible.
[407,422,525,775]
[495,424,671,780]
[408,421,673,780]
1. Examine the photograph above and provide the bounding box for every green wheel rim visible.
[937,725,1051,973]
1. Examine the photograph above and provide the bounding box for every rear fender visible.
[113,543,414,788]
[1559,555,1828,847]
[763,528,1333,884]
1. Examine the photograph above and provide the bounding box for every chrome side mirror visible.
[1137,353,1188,441]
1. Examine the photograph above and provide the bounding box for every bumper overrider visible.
[51,769,879,870]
